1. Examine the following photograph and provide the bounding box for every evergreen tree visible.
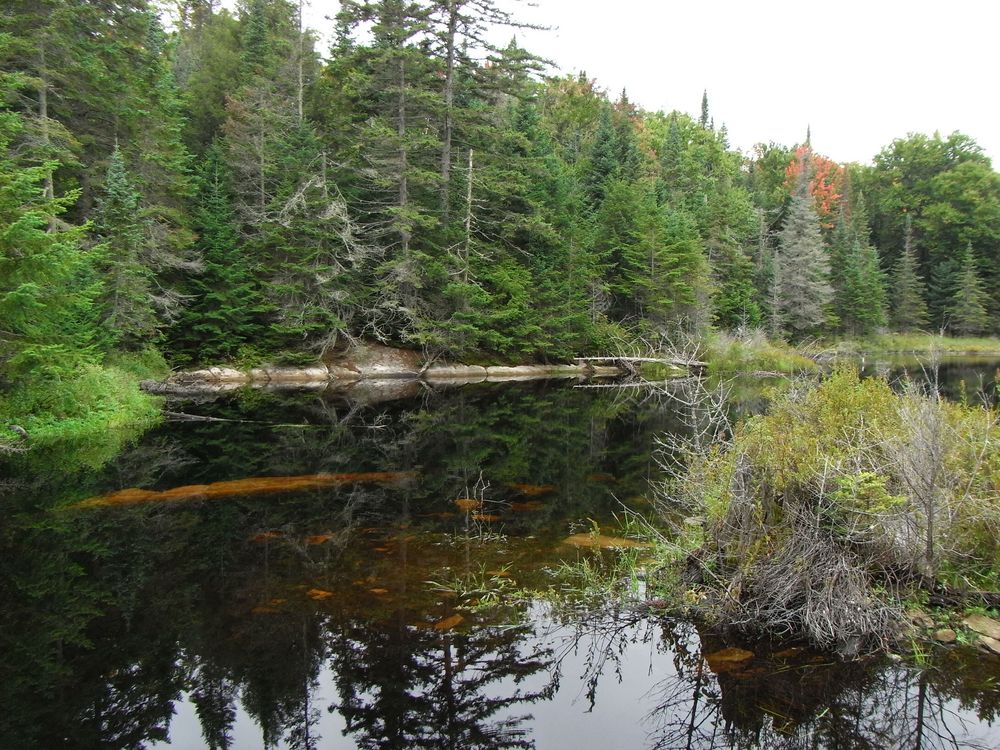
[946,243,990,335]
[170,144,263,362]
[93,147,157,350]
[0,72,92,380]
[889,215,929,331]
[772,166,833,336]
[582,107,618,209]
[839,239,887,336]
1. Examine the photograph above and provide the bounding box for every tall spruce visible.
[93,147,158,350]
[170,144,263,362]
[772,158,833,336]
[889,215,929,331]
[0,72,92,380]
[946,242,990,335]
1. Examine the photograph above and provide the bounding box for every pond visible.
[1,357,999,749]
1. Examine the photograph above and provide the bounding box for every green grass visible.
[705,331,818,374]
[830,334,1000,356]
[0,349,165,470]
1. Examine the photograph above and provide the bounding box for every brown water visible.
[1,361,999,749]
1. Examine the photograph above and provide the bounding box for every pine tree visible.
[772,167,833,336]
[333,0,443,331]
[699,89,709,128]
[583,107,618,209]
[946,243,990,335]
[889,215,929,331]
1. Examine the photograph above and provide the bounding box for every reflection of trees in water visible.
[4,377,1000,749]
[328,615,556,750]
[639,622,998,750]
[531,605,998,750]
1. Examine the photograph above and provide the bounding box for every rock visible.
[263,366,329,382]
[979,635,1000,655]
[341,378,422,405]
[963,613,1000,641]
[334,342,422,379]
[423,364,489,379]
[933,628,957,643]
[907,609,935,629]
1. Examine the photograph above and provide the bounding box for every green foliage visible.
[864,132,1000,330]
[4,0,1000,389]
[705,331,818,374]
[946,243,990,336]
[170,144,265,363]
[0,84,93,380]
[92,147,159,350]
[890,217,929,332]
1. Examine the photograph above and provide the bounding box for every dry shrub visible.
[665,367,1000,655]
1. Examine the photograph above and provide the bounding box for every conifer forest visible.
[5,4,1000,748]
[1,0,999,426]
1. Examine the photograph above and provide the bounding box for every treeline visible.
[2,0,1000,395]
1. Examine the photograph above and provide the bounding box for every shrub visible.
[663,367,1000,655]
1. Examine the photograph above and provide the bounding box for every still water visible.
[2,358,999,749]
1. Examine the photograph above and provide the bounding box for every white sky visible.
[293,0,1000,165]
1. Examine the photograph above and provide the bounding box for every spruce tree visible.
[583,107,618,209]
[839,239,887,336]
[772,167,833,336]
[946,243,990,335]
[889,216,929,331]
[93,146,157,350]
[0,77,92,380]
[171,144,263,362]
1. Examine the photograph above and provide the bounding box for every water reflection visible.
[0,366,998,749]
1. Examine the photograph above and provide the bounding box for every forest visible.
[2,0,1000,438]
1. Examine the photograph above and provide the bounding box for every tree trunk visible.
[296,0,305,124]
[462,149,473,284]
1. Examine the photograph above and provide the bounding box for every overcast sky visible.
[295,0,1000,165]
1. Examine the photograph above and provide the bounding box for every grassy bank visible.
[704,331,818,374]
[0,349,165,469]
[825,333,1000,356]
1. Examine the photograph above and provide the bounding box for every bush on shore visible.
[659,368,1000,655]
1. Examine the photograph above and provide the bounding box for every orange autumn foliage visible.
[784,144,844,227]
